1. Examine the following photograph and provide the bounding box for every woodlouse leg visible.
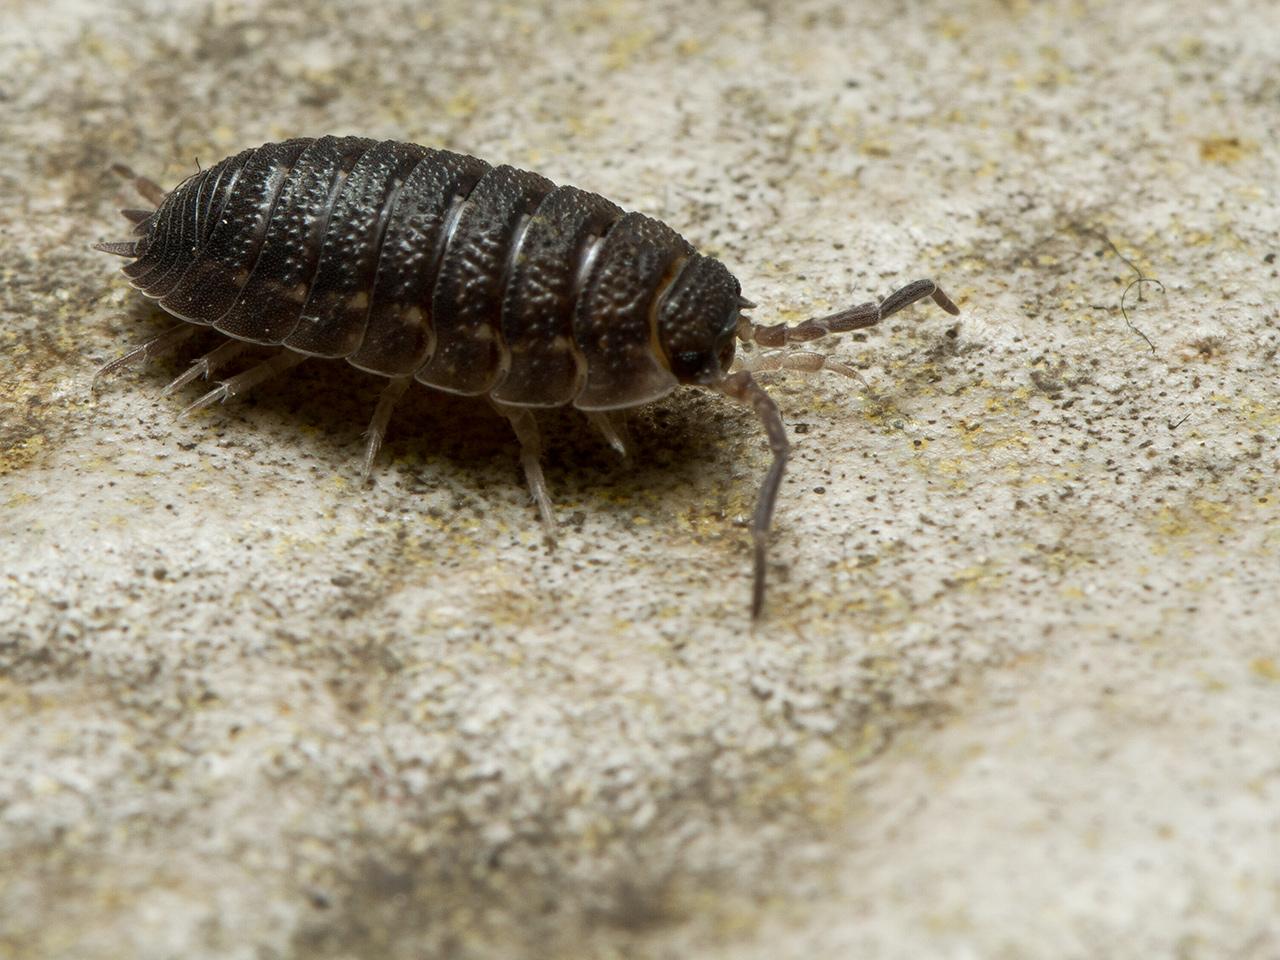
[491,402,556,537]
[586,410,634,459]
[360,376,412,483]
[718,371,789,620]
[743,278,960,348]
[736,349,872,393]
[92,323,197,392]
[178,350,308,420]
[110,162,166,207]
[161,340,250,397]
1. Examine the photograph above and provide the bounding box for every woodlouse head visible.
[656,256,743,386]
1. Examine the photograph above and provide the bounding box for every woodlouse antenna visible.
[718,370,789,620]
[739,278,959,348]
[723,278,961,616]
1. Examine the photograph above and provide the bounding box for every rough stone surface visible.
[2,1,1277,957]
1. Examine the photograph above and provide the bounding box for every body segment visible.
[416,164,555,395]
[349,147,490,376]
[214,136,372,343]
[492,185,622,407]
[161,140,310,323]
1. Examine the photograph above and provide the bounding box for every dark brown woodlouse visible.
[95,136,960,618]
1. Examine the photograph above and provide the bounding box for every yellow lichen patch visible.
[1198,136,1256,166]
[1149,496,1238,552]
[676,37,704,57]
[934,16,967,40]
[1232,397,1280,430]
[474,582,542,631]
[945,562,1007,593]
[80,31,134,71]
[1233,184,1266,202]
[1178,35,1206,58]
[927,455,976,482]
[1250,658,1280,682]
[125,492,160,510]
[951,416,1031,458]
[1178,228,1216,247]
[604,28,656,70]
[925,905,975,935]
[0,433,45,475]
[1191,498,1234,529]
[560,109,611,141]
[444,90,478,119]
[1197,671,1228,692]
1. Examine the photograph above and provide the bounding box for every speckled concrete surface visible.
[2,1,1277,957]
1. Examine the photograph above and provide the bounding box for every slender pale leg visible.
[360,376,412,482]
[491,401,556,537]
[178,350,308,419]
[92,323,197,390]
[162,340,249,396]
[586,410,634,459]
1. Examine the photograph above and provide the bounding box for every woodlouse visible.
[95,136,960,618]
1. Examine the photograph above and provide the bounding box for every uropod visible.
[95,136,960,618]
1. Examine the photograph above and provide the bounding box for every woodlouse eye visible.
[676,351,703,373]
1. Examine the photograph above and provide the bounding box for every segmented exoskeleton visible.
[95,136,960,617]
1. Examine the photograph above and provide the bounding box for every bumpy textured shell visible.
[121,136,734,411]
